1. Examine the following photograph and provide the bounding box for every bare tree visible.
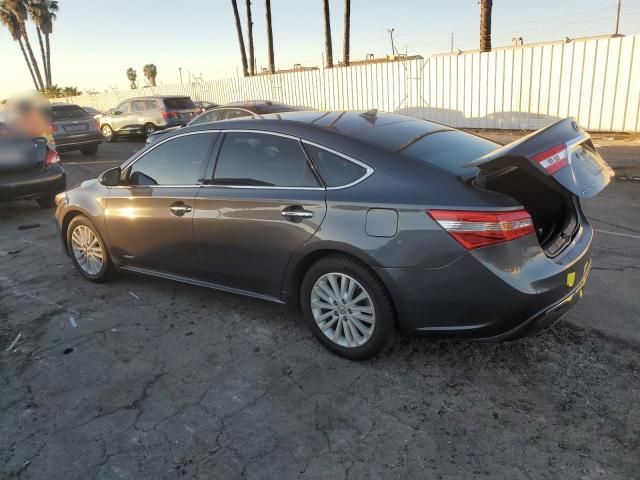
[265,0,275,73]
[231,0,249,76]
[246,0,255,75]
[343,0,350,66]
[322,0,333,68]
[479,0,492,52]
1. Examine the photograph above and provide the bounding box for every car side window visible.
[222,109,251,120]
[132,101,146,112]
[304,144,368,187]
[128,133,216,186]
[213,132,320,188]
[115,102,130,114]
[145,100,158,110]
[190,110,220,126]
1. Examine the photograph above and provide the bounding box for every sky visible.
[1,0,639,98]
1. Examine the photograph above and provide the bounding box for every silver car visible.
[98,96,200,142]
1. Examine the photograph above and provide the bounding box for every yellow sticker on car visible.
[566,272,576,287]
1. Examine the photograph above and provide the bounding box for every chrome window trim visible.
[301,140,375,190]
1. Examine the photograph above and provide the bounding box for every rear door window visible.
[52,106,91,120]
[128,133,216,186]
[132,101,146,112]
[144,100,159,110]
[163,97,196,109]
[304,144,368,187]
[213,132,319,187]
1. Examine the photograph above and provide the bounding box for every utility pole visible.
[615,0,621,35]
[387,28,396,56]
[179,67,182,84]
[451,32,454,53]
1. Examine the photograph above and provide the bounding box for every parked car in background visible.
[98,96,199,142]
[51,104,103,156]
[1,136,65,208]
[194,101,219,111]
[55,112,612,359]
[0,112,7,136]
[146,100,305,144]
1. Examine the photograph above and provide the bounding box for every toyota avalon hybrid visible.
[54,111,613,359]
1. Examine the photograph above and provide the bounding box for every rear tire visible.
[36,193,56,209]
[66,215,113,283]
[300,254,395,360]
[80,144,99,156]
[143,123,156,138]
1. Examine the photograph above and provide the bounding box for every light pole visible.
[179,67,183,84]
[615,0,622,35]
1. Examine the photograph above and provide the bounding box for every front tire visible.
[66,216,113,283]
[300,254,395,360]
[101,124,114,142]
[143,123,156,138]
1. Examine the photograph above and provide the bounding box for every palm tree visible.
[479,0,492,52]
[126,67,137,89]
[246,0,255,75]
[42,83,62,98]
[62,86,81,98]
[0,2,38,89]
[264,0,275,73]
[27,0,57,87]
[322,0,333,68]
[231,0,248,77]
[143,64,157,86]
[343,0,350,66]
[5,0,45,89]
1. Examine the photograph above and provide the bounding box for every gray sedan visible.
[54,111,613,359]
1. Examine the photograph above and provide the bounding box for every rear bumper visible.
[376,220,593,339]
[0,164,66,201]
[55,132,103,151]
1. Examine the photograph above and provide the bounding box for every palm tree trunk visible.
[343,0,350,66]
[246,0,255,75]
[265,0,275,73]
[20,23,44,90]
[18,37,39,90]
[35,26,49,87]
[231,0,249,77]
[479,0,492,52]
[45,33,52,86]
[322,0,333,68]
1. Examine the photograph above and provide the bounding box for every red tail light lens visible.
[427,209,535,250]
[161,111,177,119]
[532,144,569,174]
[45,148,60,166]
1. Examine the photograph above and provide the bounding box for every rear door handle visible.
[169,202,193,216]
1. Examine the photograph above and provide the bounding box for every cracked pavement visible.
[1,139,639,479]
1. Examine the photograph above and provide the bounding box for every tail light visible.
[532,144,569,174]
[90,118,100,129]
[45,147,60,166]
[427,209,535,250]
[161,111,177,119]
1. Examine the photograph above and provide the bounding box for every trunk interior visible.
[479,167,579,257]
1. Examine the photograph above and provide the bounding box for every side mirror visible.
[98,166,121,186]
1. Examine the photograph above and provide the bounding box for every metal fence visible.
[72,34,640,132]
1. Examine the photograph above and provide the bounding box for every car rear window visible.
[52,106,90,120]
[163,97,196,109]
[352,119,497,175]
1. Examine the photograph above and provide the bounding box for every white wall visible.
[70,35,640,132]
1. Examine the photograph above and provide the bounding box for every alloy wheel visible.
[310,273,376,348]
[71,225,104,276]
[101,125,113,141]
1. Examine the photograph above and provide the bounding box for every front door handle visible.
[169,202,193,217]
[281,208,314,220]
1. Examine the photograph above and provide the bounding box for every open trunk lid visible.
[466,118,614,198]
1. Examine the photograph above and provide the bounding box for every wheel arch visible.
[283,244,399,319]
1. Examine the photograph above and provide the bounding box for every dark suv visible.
[98,96,200,142]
